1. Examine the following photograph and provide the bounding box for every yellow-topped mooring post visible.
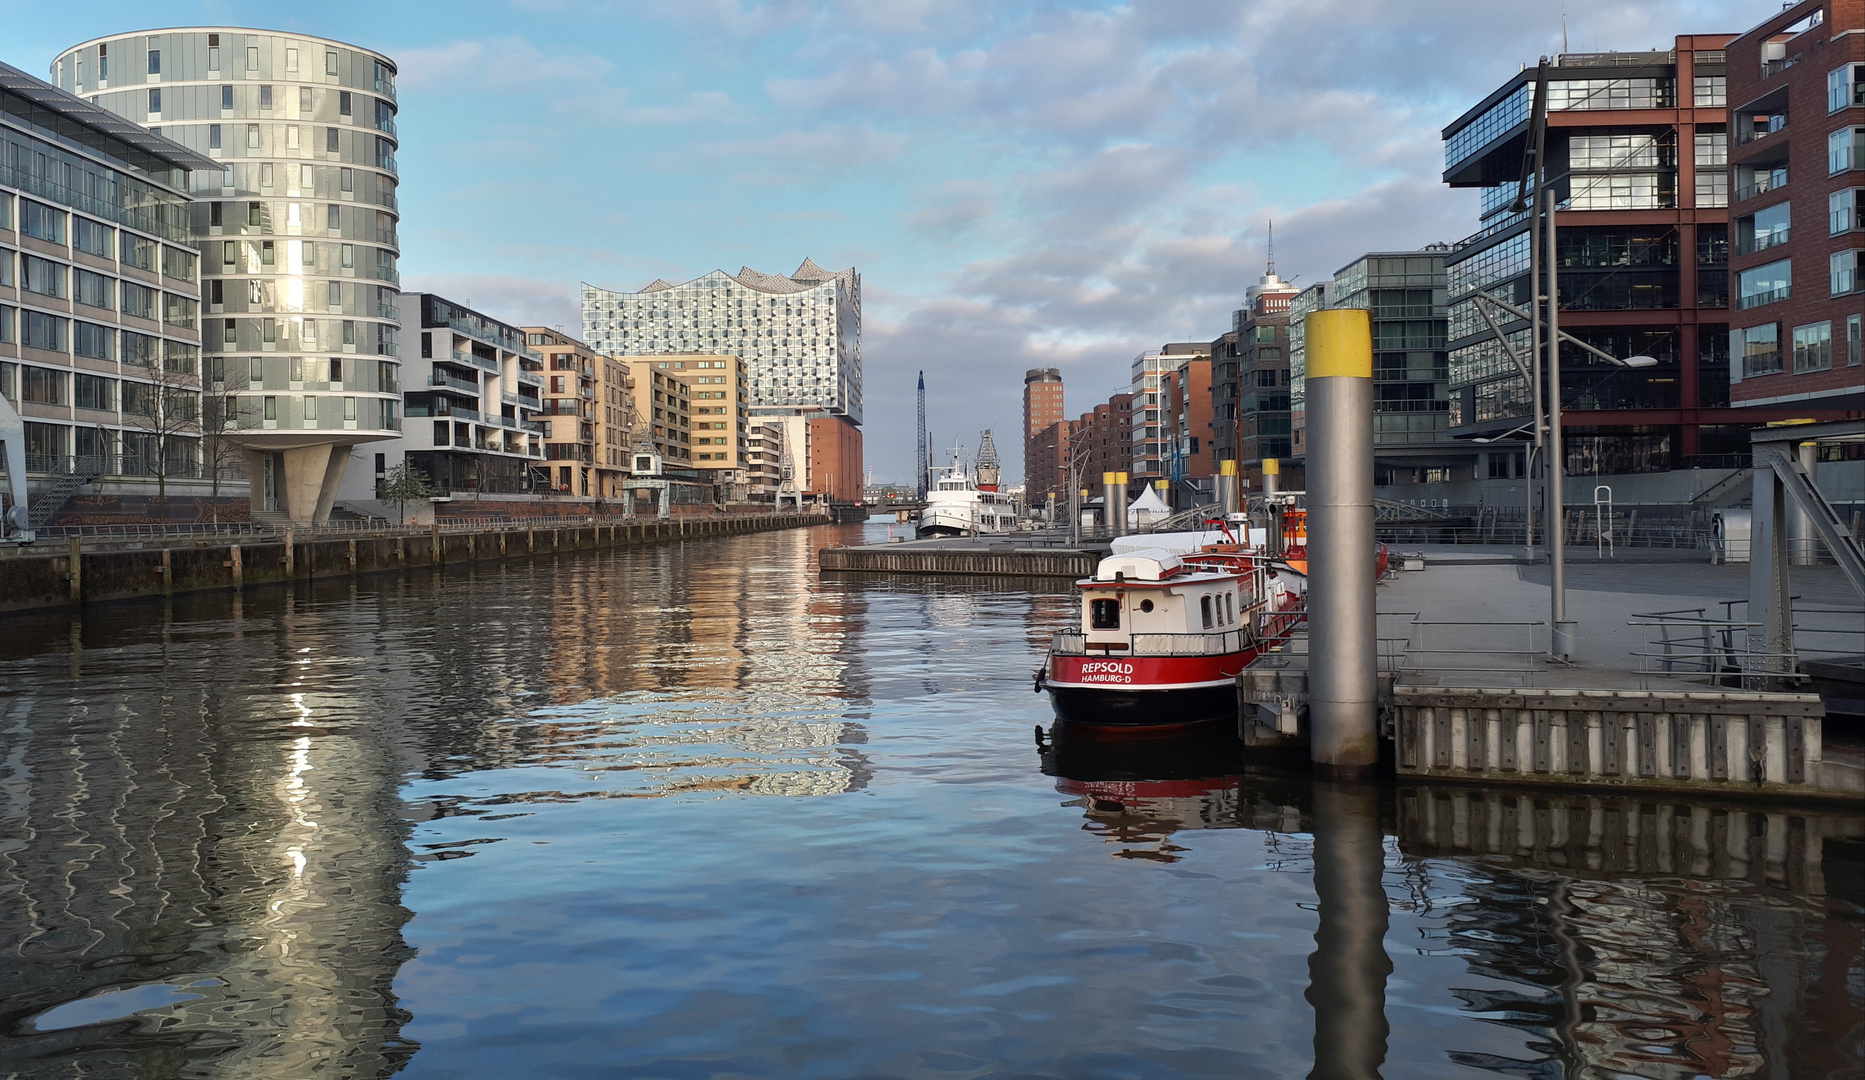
[1304,309,1378,775]
[1262,456,1280,497]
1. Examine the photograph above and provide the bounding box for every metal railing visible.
[1131,630,1248,656]
[1733,228,1790,256]
[11,453,243,482]
[1738,286,1791,309]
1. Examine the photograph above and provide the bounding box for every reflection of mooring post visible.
[1305,781,1390,1080]
[1305,310,1378,774]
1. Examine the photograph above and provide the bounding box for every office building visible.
[54,29,405,524]
[1285,280,1329,478]
[1,59,212,518]
[1225,266,1299,493]
[1325,248,1477,485]
[1160,352,1215,504]
[1726,0,1865,410]
[523,326,634,498]
[1441,38,1760,476]
[580,259,861,423]
[400,293,544,492]
[1022,367,1063,496]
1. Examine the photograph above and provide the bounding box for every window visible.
[74,373,113,411]
[21,365,65,404]
[209,124,222,149]
[97,43,107,81]
[247,123,260,148]
[1833,250,1862,296]
[1737,201,1791,253]
[1833,189,1864,234]
[247,46,260,71]
[20,201,65,243]
[1737,259,1790,308]
[162,246,196,282]
[1089,598,1121,630]
[121,330,158,367]
[1831,127,1865,175]
[1738,322,1782,376]
[326,127,339,153]
[147,88,161,114]
[1792,322,1833,373]
[1200,595,1214,629]
[1693,75,1726,108]
[259,85,273,111]
[339,91,352,116]
[340,168,353,192]
[345,397,356,421]
[163,293,197,329]
[74,321,113,361]
[73,268,111,309]
[328,281,342,306]
[120,281,157,320]
[120,231,155,270]
[305,396,317,420]
[147,49,160,75]
[1849,314,1862,366]
[326,51,338,76]
[287,47,299,73]
[264,396,276,421]
[286,126,298,150]
[20,256,62,298]
[209,38,220,71]
[1829,64,1865,113]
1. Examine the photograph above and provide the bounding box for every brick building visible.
[1726,0,1865,411]
[1022,367,1064,496]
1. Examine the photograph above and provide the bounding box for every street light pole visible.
[1544,186,1575,660]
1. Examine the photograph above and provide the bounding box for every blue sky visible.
[7,1,1765,482]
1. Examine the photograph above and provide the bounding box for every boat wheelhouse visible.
[1041,546,1300,727]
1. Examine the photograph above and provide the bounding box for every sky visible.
[7,0,1767,483]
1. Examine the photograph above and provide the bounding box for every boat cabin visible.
[1078,549,1253,651]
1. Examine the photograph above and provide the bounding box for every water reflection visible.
[0,524,1856,1078]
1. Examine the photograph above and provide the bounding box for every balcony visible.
[377,303,400,322]
[374,116,397,137]
[1737,286,1791,309]
[452,348,501,373]
[1734,228,1790,256]
[427,372,480,394]
[372,265,400,285]
[406,404,481,421]
[1733,169,1788,203]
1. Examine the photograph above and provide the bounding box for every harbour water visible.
[1,522,1859,1078]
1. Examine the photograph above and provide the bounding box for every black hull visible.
[916,525,966,539]
[1047,684,1235,727]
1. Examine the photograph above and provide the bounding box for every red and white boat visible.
[1039,535,1303,728]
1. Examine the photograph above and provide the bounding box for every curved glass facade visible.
[52,30,401,456]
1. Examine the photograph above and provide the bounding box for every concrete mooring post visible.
[1218,459,1239,518]
[1304,310,1378,774]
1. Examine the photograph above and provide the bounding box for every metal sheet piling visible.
[1304,310,1379,774]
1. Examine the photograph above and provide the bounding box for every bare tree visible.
[121,352,202,516]
[198,392,244,523]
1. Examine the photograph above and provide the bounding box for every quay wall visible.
[0,512,831,614]
[820,546,1096,578]
[1394,686,1858,800]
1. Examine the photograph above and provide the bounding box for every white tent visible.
[1127,485,1171,527]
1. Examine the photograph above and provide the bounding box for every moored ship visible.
[1039,540,1302,728]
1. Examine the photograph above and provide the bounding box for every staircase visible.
[27,467,99,528]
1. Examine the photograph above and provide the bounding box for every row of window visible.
[75,40,359,84]
[1,130,190,243]
[8,253,199,318]
[1735,252,1865,306]
[4,197,196,278]
[0,306,198,360]
[1736,315,1864,377]
[147,83,391,124]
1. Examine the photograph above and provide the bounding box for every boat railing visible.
[1052,632,1087,654]
[1131,631,1247,656]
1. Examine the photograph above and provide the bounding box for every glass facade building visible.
[580,260,862,425]
[54,29,404,523]
[1440,39,1748,475]
[1,59,212,507]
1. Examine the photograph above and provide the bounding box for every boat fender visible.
[1032,667,1047,693]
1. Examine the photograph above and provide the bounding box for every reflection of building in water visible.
[0,633,416,1076]
[1397,787,1865,1079]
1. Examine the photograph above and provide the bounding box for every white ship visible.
[917,441,1019,538]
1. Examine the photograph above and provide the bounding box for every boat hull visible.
[1044,651,1249,727]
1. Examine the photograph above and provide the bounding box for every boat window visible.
[1139,599,1154,613]
[1091,598,1122,629]
[1201,596,1214,629]
[1225,593,1234,624]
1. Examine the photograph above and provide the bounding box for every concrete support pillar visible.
[280,445,336,526]
[1305,310,1379,774]
[312,443,353,525]
[1306,781,1390,1079]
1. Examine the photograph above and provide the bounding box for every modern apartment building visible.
[1284,281,1329,485]
[1160,352,1214,503]
[624,359,691,465]
[1022,367,1063,495]
[580,259,862,424]
[523,326,633,498]
[1726,0,1865,410]
[400,293,544,492]
[1442,38,1768,477]
[634,354,748,498]
[1324,249,1476,485]
[54,29,405,524]
[1,59,213,515]
[1130,343,1207,479]
[1225,267,1298,493]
